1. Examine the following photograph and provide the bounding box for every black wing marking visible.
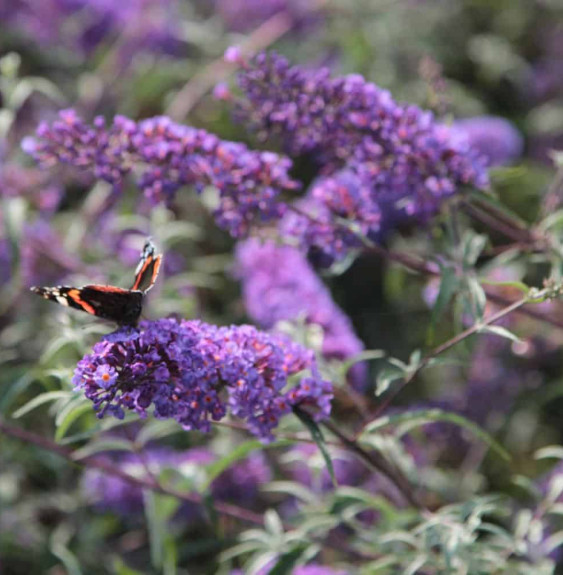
[31,285,143,326]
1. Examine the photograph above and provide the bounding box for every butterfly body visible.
[31,239,162,326]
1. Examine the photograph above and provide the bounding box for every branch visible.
[359,286,558,431]
[321,419,424,510]
[167,11,294,121]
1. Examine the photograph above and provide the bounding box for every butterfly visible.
[30,238,162,326]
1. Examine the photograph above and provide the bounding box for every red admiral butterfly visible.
[31,239,162,326]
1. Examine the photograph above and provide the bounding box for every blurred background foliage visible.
[1,0,563,573]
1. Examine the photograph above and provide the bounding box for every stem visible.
[362,293,532,428]
[167,9,295,120]
[321,419,424,510]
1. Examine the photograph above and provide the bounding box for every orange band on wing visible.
[68,288,97,315]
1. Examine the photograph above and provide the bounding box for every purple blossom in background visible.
[2,0,182,60]
[451,116,524,167]
[83,447,271,516]
[20,220,82,288]
[229,51,489,264]
[231,563,349,575]
[72,318,332,441]
[216,0,315,33]
[24,110,298,237]
[0,164,63,215]
[279,170,380,266]
[235,238,367,388]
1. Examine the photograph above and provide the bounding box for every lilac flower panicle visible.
[235,238,367,388]
[21,220,82,288]
[232,51,490,263]
[25,110,298,237]
[72,318,332,441]
[451,116,524,167]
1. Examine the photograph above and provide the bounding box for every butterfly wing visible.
[131,239,162,293]
[31,285,143,326]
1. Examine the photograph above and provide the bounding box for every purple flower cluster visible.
[216,0,315,33]
[72,318,332,441]
[20,220,82,288]
[2,0,182,60]
[83,446,271,516]
[235,238,367,388]
[24,110,298,236]
[231,51,489,263]
[451,116,524,167]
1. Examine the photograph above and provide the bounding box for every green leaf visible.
[112,557,145,575]
[144,490,165,570]
[294,408,337,488]
[466,277,487,320]
[535,446,563,461]
[71,439,134,460]
[136,420,182,447]
[429,265,460,337]
[340,349,386,376]
[362,408,510,461]
[463,232,488,267]
[478,325,522,344]
[480,278,530,295]
[12,391,74,419]
[267,546,308,575]
[55,398,92,442]
[375,364,405,396]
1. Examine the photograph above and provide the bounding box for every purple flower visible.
[24,111,298,237]
[20,220,82,288]
[2,0,182,61]
[72,318,332,441]
[231,51,489,264]
[450,116,524,167]
[235,238,367,388]
[279,170,380,266]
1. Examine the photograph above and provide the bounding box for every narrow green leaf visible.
[71,439,133,460]
[144,490,164,570]
[294,408,337,487]
[463,232,488,267]
[12,391,74,419]
[466,276,487,319]
[362,408,510,461]
[267,547,308,575]
[429,266,460,337]
[375,364,405,396]
[480,278,530,295]
[478,325,522,344]
[112,557,145,575]
[341,349,386,376]
[55,399,92,441]
[535,446,563,461]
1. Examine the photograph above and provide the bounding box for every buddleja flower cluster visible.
[72,318,332,441]
[23,110,297,236]
[230,51,490,264]
[235,238,367,388]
